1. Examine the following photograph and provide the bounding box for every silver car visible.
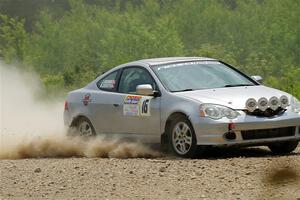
[64,57,300,157]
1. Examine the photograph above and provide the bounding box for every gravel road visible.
[1,146,300,200]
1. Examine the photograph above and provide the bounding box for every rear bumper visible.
[191,111,300,146]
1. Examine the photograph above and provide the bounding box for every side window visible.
[118,67,156,94]
[97,70,118,91]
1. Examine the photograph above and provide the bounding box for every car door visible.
[115,66,161,137]
[91,69,125,134]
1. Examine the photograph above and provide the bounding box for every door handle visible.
[113,103,120,107]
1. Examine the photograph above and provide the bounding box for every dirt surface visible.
[1,146,300,200]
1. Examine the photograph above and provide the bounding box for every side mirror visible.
[251,75,263,84]
[136,84,154,96]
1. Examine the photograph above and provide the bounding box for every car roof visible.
[125,57,217,66]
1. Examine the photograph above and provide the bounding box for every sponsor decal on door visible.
[123,95,152,116]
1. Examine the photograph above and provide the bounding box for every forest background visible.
[1,0,299,99]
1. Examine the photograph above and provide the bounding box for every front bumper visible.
[191,110,300,146]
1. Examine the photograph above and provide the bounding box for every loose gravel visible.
[1,146,299,200]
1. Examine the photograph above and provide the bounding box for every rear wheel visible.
[167,115,198,158]
[268,141,299,154]
[72,117,96,137]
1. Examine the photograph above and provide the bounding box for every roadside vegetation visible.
[0,0,299,98]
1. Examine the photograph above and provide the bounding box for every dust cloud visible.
[257,157,300,200]
[0,62,160,159]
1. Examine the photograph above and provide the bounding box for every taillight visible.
[64,101,69,111]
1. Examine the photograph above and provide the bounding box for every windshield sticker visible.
[123,95,152,116]
[157,61,220,71]
[100,80,115,88]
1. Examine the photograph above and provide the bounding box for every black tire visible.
[71,117,96,137]
[268,141,299,154]
[167,114,199,158]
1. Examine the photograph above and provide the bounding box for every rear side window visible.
[97,70,118,91]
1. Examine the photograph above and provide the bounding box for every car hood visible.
[175,86,291,110]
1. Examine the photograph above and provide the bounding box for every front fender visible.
[160,93,201,134]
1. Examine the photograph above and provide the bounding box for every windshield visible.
[152,61,256,92]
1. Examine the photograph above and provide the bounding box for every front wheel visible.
[168,115,198,158]
[268,141,299,154]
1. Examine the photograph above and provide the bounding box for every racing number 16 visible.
[141,99,150,114]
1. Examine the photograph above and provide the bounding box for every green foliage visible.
[41,73,65,95]
[0,14,27,62]
[265,66,300,98]
[192,44,237,66]
[0,0,299,98]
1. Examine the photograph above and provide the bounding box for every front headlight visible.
[200,104,240,120]
[291,96,300,113]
